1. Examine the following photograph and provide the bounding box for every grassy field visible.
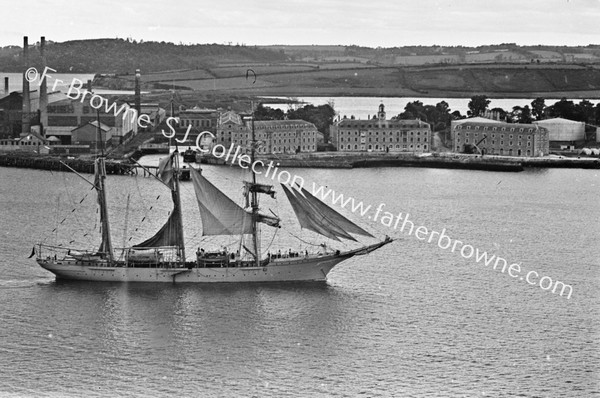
[98,63,600,99]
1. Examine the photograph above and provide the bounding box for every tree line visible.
[395,96,600,132]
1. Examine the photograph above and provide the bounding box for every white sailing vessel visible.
[34,118,392,283]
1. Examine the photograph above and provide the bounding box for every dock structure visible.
[0,153,160,176]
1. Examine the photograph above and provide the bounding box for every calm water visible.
[263,96,600,119]
[0,164,598,397]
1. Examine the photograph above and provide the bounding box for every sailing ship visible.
[34,117,392,283]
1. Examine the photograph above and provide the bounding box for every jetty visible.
[0,152,156,176]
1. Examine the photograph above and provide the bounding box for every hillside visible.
[102,63,600,100]
[0,39,289,73]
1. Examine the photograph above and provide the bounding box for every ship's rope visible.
[48,175,95,247]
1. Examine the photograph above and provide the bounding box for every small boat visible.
[182,147,198,163]
[34,116,392,283]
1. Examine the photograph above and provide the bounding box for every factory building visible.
[533,117,586,151]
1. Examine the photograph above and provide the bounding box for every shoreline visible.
[1,152,599,174]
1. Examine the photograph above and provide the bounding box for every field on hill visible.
[123,63,600,99]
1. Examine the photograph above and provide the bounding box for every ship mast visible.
[173,146,186,263]
[250,103,260,267]
[95,103,113,263]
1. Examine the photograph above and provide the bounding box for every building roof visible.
[19,132,47,143]
[218,110,243,125]
[453,117,503,125]
[337,118,429,128]
[71,121,111,133]
[252,120,317,129]
[455,121,545,133]
[180,107,218,114]
[533,117,584,125]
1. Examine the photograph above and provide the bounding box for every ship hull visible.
[37,255,351,283]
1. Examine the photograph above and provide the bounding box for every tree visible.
[467,95,490,117]
[287,104,336,142]
[511,105,533,124]
[531,97,546,120]
[577,100,595,124]
[254,103,285,120]
[547,98,578,120]
[397,101,426,120]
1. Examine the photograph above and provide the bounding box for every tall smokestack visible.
[39,36,48,137]
[22,36,31,135]
[4,77,8,95]
[134,69,141,116]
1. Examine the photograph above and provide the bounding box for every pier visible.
[0,153,159,176]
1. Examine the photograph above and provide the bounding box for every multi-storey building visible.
[329,104,432,152]
[215,111,321,155]
[179,107,219,133]
[451,118,549,157]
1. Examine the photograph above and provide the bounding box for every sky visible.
[1,0,598,48]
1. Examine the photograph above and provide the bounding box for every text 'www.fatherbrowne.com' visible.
[309,182,573,300]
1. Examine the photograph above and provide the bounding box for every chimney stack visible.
[4,77,8,95]
[134,69,141,116]
[22,36,31,135]
[39,36,48,137]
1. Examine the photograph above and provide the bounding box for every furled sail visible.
[281,184,360,241]
[133,190,183,248]
[297,186,374,238]
[94,158,112,256]
[192,168,280,235]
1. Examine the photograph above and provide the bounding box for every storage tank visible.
[534,118,585,141]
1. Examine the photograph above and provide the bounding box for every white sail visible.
[191,168,254,235]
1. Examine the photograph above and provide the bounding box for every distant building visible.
[0,131,55,154]
[533,117,585,150]
[451,118,549,157]
[330,104,432,152]
[140,103,166,130]
[71,121,112,151]
[214,111,321,155]
[46,97,137,145]
[252,120,320,154]
[179,107,219,133]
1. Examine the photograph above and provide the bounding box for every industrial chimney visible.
[39,36,48,137]
[22,36,31,135]
[4,77,8,95]
[134,69,141,117]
